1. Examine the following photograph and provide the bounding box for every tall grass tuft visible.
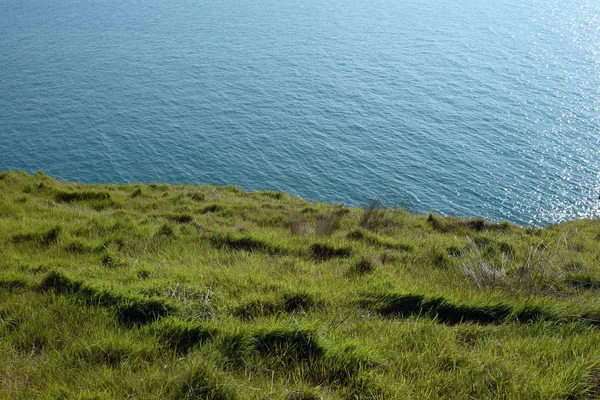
[174,360,238,400]
[348,255,380,276]
[315,207,346,235]
[151,318,217,353]
[253,327,325,364]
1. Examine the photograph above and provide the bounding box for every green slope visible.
[1,170,600,399]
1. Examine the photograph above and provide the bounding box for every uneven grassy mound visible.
[1,171,600,399]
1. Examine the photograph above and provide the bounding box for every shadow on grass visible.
[232,291,323,320]
[12,225,61,246]
[310,243,351,261]
[358,292,556,325]
[346,229,414,252]
[219,326,388,397]
[209,233,285,254]
[55,190,111,203]
[173,360,238,400]
[39,270,178,325]
[427,213,511,233]
[151,318,218,353]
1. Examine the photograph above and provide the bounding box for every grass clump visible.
[348,255,380,276]
[174,360,239,400]
[200,203,224,214]
[167,213,194,223]
[63,239,93,254]
[565,274,600,290]
[359,200,390,231]
[131,187,142,198]
[346,228,413,251]
[285,388,322,400]
[314,207,347,235]
[358,292,556,325]
[316,343,383,386]
[72,338,155,366]
[232,298,279,320]
[310,243,351,260]
[232,291,322,320]
[155,223,176,238]
[427,213,511,233]
[55,189,111,203]
[151,318,217,353]
[0,274,30,291]
[116,298,178,326]
[12,225,62,246]
[253,327,325,364]
[38,270,178,325]
[209,233,284,254]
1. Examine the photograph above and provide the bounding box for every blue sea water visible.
[0,0,599,225]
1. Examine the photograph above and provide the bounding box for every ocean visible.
[1,0,599,225]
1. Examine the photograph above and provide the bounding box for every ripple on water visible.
[0,0,599,226]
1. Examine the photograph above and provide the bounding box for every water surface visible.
[1,0,599,225]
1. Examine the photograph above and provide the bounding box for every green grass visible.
[1,170,600,398]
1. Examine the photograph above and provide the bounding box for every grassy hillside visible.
[1,170,600,399]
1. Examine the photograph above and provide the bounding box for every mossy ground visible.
[1,170,600,399]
